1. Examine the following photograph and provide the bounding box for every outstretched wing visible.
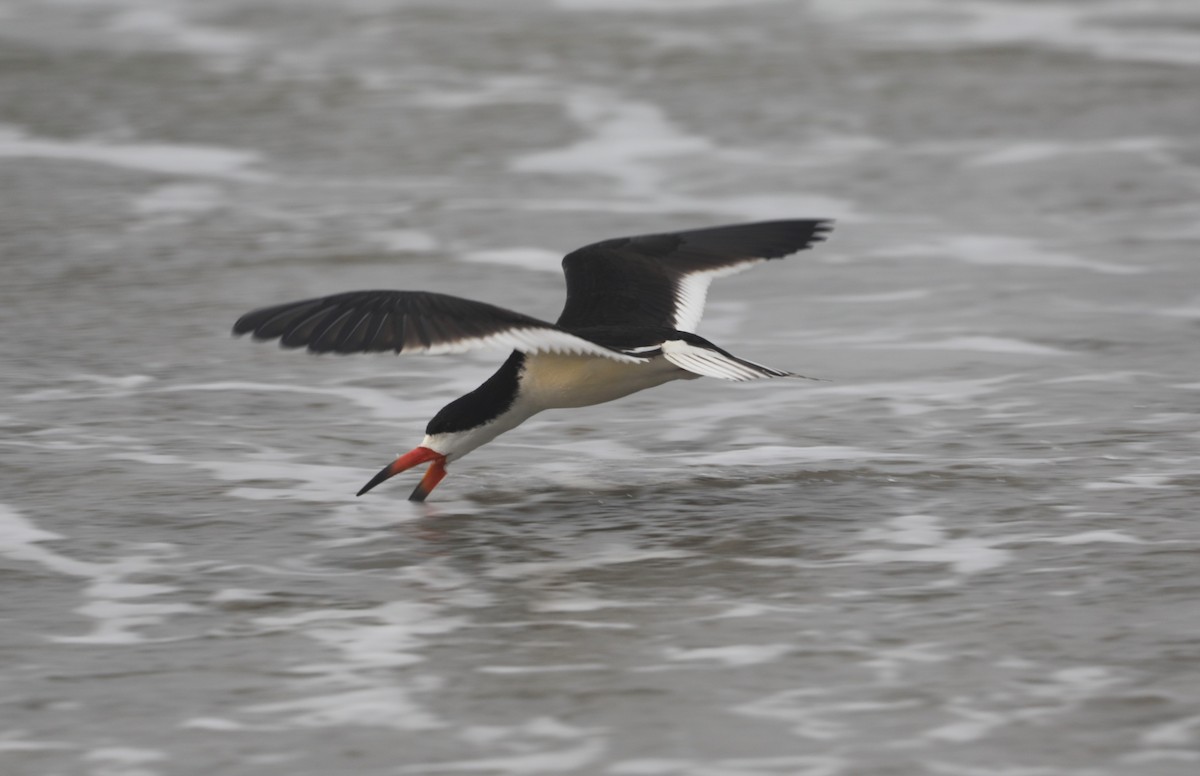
[557,219,832,331]
[233,290,639,362]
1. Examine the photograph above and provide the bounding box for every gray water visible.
[3,1,1200,774]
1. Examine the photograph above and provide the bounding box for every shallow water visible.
[3,1,1200,774]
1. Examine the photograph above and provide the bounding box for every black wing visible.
[557,219,832,331]
[233,290,638,361]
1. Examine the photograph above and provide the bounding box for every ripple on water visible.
[0,503,196,645]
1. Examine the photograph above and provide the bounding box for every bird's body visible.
[517,350,694,410]
[234,219,832,500]
[420,350,691,466]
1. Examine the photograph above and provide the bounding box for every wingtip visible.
[231,310,262,339]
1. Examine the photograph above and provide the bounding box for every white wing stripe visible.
[673,260,765,332]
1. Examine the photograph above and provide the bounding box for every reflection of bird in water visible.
[234,219,832,501]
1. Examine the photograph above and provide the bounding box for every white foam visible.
[369,229,440,253]
[0,124,267,181]
[1084,474,1177,490]
[782,374,1020,419]
[1142,713,1200,746]
[1043,371,1152,384]
[503,86,862,221]
[108,7,251,57]
[529,596,648,613]
[210,588,275,603]
[239,602,464,731]
[483,619,635,631]
[1159,297,1200,319]
[103,446,376,505]
[940,456,1066,468]
[16,373,155,403]
[864,643,952,686]
[1045,666,1123,696]
[553,0,775,11]
[0,503,196,644]
[408,75,554,109]
[256,601,462,670]
[882,336,1068,356]
[459,717,593,746]
[803,375,1014,403]
[867,234,1142,275]
[706,603,787,619]
[809,0,1200,67]
[609,759,690,775]
[1032,530,1143,545]
[90,373,154,388]
[461,247,563,273]
[968,137,1170,167]
[1123,750,1200,764]
[847,515,1013,576]
[486,547,694,580]
[158,380,436,422]
[179,717,254,731]
[862,515,944,546]
[476,664,609,674]
[482,192,860,221]
[85,747,166,765]
[245,687,442,731]
[918,663,1133,753]
[678,445,910,467]
[0,740,74,752]
[58,595,196,646]
[924,706,1009,743]
[735,686,926,743]
[809,289,932,303]
[513,91,711,198]
[662,644,793,667]
[611,756,847,776]
[133,182,225,215]
[396,740,605,774]
[699,192,860,222]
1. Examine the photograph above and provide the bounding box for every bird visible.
[233,219,832,501]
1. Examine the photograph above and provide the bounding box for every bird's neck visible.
[425,351,526,437]
[419,352,538,462]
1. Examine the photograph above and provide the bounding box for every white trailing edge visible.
[420,326,643,363]
[660,340,793,381]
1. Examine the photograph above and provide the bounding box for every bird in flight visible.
[233,219,832,501]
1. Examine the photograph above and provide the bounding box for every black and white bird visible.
[233,219,832,501]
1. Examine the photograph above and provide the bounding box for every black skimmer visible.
[233,219,832,501]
